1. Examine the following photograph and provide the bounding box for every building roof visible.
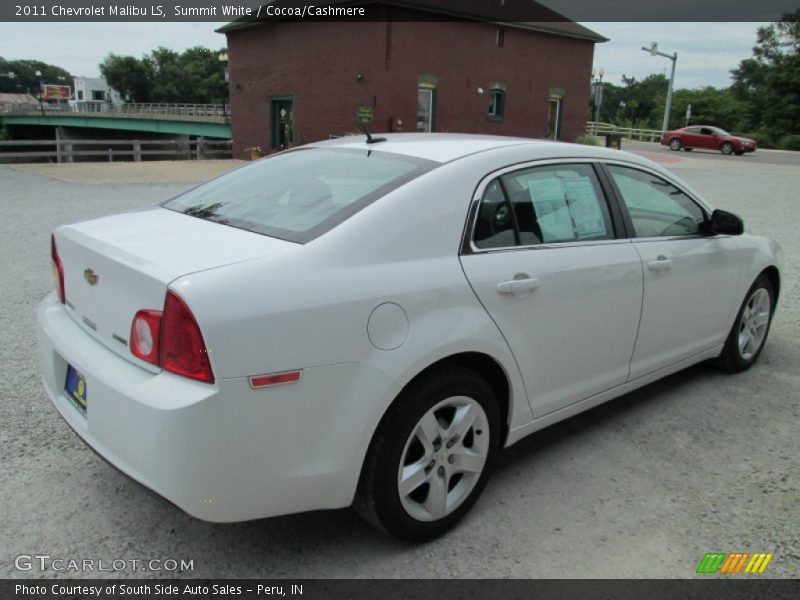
[0,93,39,105]
[217,0,607,42]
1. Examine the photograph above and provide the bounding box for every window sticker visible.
[563,178,607,239]
[526,175,607,242]
[527,178,574,242]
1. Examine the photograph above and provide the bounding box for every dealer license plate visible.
[64,365,87,416]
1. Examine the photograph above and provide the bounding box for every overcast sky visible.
[0,22,764,89]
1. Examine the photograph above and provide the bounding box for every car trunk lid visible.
[54,207,296,370]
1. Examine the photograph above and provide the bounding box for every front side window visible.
[607,165,706,237]
[473,164,614,249]
[164,148,437,243]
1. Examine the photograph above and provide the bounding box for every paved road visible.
[622,139,800,168]
[1,157,798,579]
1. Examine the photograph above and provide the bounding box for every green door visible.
[270,97,294,150]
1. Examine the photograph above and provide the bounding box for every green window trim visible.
[417,74,439,89]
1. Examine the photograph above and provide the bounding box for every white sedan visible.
[36,134,781,541]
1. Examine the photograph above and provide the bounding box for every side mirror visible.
[705,209,744,236]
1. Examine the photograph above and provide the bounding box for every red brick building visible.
[219,1,605,157]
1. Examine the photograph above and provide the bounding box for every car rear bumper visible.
[36,293,399,522]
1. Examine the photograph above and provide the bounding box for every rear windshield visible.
[163,147,437,243]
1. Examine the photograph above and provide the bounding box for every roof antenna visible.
[360,122,386,144]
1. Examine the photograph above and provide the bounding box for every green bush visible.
[739,131,776,149]
[777,134,800,151]
[574,134,600,146]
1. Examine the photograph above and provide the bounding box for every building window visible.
[489,89,505,119]
[496,27,505,47]
[77,91,83,100]
[488,82,507,120]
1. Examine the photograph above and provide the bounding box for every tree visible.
[592,74,670,129]
[0,56,71,94]
[99,54,154,102]
[671,87,750,132]
[99,47,227,105]
[731,10,800,144]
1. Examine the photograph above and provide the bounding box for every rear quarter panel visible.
[174,152,544,454]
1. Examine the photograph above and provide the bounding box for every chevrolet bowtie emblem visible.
[84,268,99,286]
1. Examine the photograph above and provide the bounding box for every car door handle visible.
[497,277,541,296]
[647,256,674,272]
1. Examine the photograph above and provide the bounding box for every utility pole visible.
[642,42,678,133]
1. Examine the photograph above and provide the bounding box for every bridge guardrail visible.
[1,102,230,119]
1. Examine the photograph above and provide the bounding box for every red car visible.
[661,126,756,155]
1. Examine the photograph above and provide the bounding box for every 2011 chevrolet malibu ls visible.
[36,134,781,541]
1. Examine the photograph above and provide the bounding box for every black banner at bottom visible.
[3,579,800,600]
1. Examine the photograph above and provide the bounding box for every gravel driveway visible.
[1,153,797,579]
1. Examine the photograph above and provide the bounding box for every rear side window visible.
[473,163,614,249]
[163,148,437,243]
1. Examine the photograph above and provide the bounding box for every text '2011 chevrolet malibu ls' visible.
[36,134,781,541]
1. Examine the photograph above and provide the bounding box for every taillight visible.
[129,290,214,383]
[160,290,214,383]
[51,234,65,304]
[130,309,162,365]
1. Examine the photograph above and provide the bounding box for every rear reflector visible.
[249,370,302,389]
[51,234,65,304]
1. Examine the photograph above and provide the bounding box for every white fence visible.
[586,122,663,143]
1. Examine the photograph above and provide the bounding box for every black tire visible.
[717,275,775,372]
[669,138,682,151]
[354,366,501,542]
[721,142,735,155]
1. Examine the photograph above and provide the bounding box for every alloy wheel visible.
[738,287,771,360]
[397,396,490,522]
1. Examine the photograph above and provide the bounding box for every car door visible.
[698,127,717,149]
[604,164,745,379]
[682,127,701,148]
[460,162,643,417]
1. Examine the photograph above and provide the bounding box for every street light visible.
[218,51,229,118]
[35,70,45,115]
[591,67,605,124]
[642,42,678,134]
